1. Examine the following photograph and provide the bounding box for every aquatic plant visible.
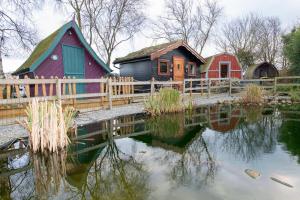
[241,84,264,104]
[19,99,76,153]
[144,88,184,116]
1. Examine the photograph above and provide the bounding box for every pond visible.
[0,104,300,200]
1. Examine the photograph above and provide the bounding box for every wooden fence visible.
[0,76,300,109]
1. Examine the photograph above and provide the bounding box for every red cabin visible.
[200,53,242,79]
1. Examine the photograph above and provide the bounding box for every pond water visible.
[0,104,300,200]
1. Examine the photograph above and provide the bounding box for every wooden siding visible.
[33,28,106,93]
[120,60,152,81]
[204,54,242,79]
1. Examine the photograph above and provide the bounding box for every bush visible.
[144,88,183,116]
[289,89,300,102]
[241,84,264,104]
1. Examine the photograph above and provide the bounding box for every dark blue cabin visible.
[113,40,205,82]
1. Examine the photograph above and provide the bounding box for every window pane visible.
[160,62,168,73]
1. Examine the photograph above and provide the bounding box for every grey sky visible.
[3,0,300,73]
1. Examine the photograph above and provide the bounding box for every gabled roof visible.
[113,40,206,64]
[13,20,111,75]
[200,52,241,73]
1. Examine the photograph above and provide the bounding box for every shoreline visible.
[0,94,240,148]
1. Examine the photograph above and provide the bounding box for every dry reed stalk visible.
[19,99,76,153]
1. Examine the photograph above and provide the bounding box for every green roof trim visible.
[113,40,180,64]
[14,21,111,75]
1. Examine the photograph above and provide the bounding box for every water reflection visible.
[1,104,300,199]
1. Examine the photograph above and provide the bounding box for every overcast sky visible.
[3,0,300,73]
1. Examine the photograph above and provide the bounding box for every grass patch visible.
[144,88,184,116]
[241,84,264,104]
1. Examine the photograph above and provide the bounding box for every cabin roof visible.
[113,40,206,64]
[244,62,277,79]
[200,52,240,73]
[13,20,111,75]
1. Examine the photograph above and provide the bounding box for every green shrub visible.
[289,89,300,102]
[241,84,264,104]
[144,88,183,116]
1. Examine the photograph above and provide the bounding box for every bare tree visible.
[91,0,146,66]
[217,14,282,69]
[153,0,222,54]
[0,0,42,78]
[257,17,282,64]
[55,0,85,29]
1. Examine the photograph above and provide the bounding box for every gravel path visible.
[0,94,241,148]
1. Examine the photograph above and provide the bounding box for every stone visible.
[245,169,261,179]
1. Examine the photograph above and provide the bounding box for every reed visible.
[241,84,264,104]
[19,99,76,153]
[144,88,184,116]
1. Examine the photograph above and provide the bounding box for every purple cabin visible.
[13,20,111,94]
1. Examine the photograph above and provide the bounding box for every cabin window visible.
[158,59,170,75]
[188,62,196,76]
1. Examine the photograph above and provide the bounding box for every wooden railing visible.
[0,76,299,108]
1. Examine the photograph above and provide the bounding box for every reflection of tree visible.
[278,106,300,163]
[218,107,279,162]
[71,133,151,200]
[167,134,217,188]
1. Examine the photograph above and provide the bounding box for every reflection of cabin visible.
[114,40,205,81]
[13,20,111,94]
[208,105,241,133]
[200,53,242,79]
[132,113,204,153]
[245,62,279,79]
[66,121,108,189]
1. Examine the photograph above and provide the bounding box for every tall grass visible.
[19,99,76,153]
[144,88,184,116]
[241,84,264,104]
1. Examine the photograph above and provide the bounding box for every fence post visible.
[56,78,62,101]
[0,84,3,99]
[150,77,155,96]
[189,79,192,96]
[274,77,277,93]
[208,79,211,98]
[229,78,232,96]
[182,79,185,96]
[108,78,113,109]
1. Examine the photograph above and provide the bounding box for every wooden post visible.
[201,80,203,95]
[62,76,66,95]
[72,76,77,107]
[274,77,277,93]
[41,76,47,97]
[49,76,54,96]
[0,84,3,99]
[189,80,192,96]
[100,77,104,105]
[34,76,39,97]
[108,78,112,109]
[182,79,185,95]
[208,79,211,98]
[24,75,30,98]
[56,78,62,101]
[229,78,232,96]
[150,77,155,96]
[14,77,20,98]
[67,76,72,95]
